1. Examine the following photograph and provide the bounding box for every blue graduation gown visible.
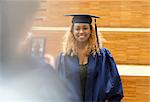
[56,48,124,102]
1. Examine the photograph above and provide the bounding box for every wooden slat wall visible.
[33,0,150,27]
[102,32,150,65]
[121,76,150,102]
[32,30,64,57]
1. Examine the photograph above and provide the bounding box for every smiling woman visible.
[55,14,124,102]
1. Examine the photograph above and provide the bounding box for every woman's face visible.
[73,23,91,43]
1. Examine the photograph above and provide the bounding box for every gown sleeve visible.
[55,52,66,79]
[103,48,124,102]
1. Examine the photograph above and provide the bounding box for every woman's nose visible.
[79,29,84,33]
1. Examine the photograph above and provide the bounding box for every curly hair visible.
[62,24,103,56]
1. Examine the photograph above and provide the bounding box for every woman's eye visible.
[83,28,88,30]
[75,28,80,30]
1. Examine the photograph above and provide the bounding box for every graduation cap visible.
[64,14,100,49]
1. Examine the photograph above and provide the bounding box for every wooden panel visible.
[32,30,64,57]
[102,32,150,65]
[121,76,150,102]
[32,30,150,65]
[33,0,150,28]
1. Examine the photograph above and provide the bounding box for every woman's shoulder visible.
[57,52,65,57]
[55,52,66,62]
[56,52,73,61]
[100,47,113,58]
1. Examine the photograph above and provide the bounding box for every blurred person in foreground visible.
[55,14,124,102]
[0,0,70,102]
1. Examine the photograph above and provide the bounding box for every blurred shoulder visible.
[29,56,54,72]
[57,52,66,58]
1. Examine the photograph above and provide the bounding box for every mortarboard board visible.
[64,14,101,49]
[64,14,99,24]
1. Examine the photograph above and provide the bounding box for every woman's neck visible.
[76,41,89,64]
[76,41,87,49]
